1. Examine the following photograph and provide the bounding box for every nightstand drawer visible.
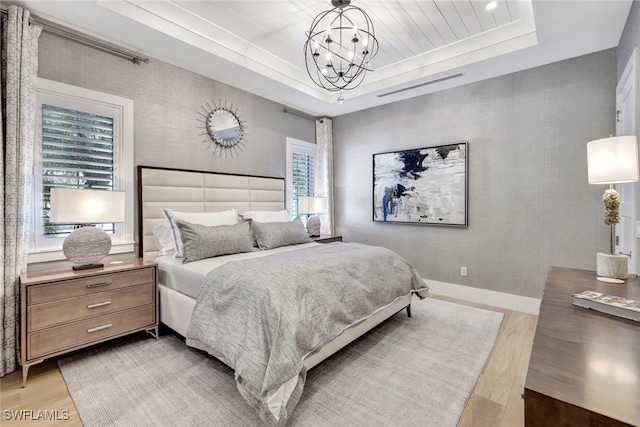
[28,283,155,332]
[27,304,155,360]
[28,268,155,305]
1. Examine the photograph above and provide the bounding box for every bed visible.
[137,165,428,425]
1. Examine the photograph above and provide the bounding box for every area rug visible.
[58,298,503,427]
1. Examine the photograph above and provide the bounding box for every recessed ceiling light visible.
[486,1,497,11]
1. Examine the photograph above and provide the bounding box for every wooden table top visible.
[525,266,640,426]
[20,258,155,285]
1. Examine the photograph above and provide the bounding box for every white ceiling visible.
[12,0,633,117]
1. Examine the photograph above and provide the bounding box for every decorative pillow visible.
[175,220,254,263]
[251,219,312,250]
[152,222,175,256]
[239,209,290,223]
[163,208,238,258]
[239,210,291,247]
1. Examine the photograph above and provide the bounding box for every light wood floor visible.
[0,294,537,427]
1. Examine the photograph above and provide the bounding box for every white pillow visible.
[163,208,238,258]
[239,209,290,223]
[152,222,175,256]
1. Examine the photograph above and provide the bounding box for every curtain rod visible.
[0,7,149,65]
[283,106,318,122]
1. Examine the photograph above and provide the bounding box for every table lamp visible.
[587,135,639,282]
[49,188,126,270]
[298,196,328,237]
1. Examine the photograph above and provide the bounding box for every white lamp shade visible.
[298,196,328,215]
[49,188,126,224]
[587,136,640,184]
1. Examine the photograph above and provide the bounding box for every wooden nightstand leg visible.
[146,326,159,340]
[22,365,29,388]
[22,359,44,388]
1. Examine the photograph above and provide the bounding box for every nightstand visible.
[311,235,343,243]
[19,259,158,387]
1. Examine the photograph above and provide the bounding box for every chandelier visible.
[304,0,379,92]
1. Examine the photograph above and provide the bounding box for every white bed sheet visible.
[155,242,320,299]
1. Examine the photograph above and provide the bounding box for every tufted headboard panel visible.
[137,166,285,261]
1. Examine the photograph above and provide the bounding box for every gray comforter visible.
[185,242,428,426]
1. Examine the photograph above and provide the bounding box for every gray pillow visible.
[175,220,254,263]
[251,219,312,250]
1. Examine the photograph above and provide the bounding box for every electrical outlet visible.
[460,266,468,277]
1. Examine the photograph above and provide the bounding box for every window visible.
[291,151,315,217]
[286,138,316,218]
[30,79,134,263]
[41,104,116,238]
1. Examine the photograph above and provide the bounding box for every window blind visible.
[292,152,315,218]
[42,104,115,237]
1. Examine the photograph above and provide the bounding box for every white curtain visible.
[315,118,334,235]
[1,5,41,377]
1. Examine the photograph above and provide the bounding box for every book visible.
[572,291,640,322]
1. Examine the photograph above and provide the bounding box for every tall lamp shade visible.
[298,196,328,237]
[586,135,639,282]
[587,136,639,184]
[49,188,125,270]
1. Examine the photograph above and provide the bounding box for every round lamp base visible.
[63,226,111,269]
[306,215,321,237]
[596,252,628,280]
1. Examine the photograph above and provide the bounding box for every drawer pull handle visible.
[87,324,112,333]
[87,301,112,309]
[86,280,112,288]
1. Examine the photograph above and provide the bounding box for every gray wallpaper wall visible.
[37,32,315,177]
[33,32,314,269]
[333,50,617,299]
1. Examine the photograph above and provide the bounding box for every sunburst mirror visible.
[197,99,247,157]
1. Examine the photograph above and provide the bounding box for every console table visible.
[524,266,639,426]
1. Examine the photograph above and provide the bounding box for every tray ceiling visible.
[13,0,633,117]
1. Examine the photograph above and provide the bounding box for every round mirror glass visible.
[207,109,241,147]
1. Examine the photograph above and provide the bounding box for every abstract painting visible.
[373,142,467,226]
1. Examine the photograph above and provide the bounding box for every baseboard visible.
[425,279,540,315]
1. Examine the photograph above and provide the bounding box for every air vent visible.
[377,73,465,98]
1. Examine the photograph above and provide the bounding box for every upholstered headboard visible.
[137,166,285,261]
